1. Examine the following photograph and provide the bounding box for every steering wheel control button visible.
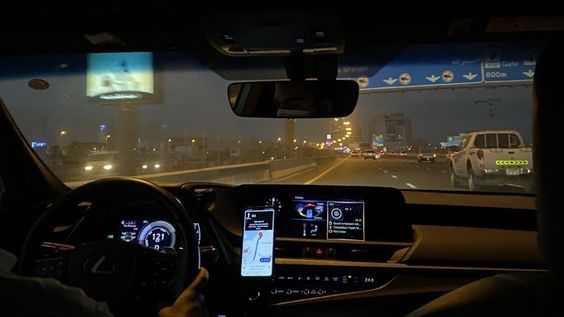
[33,258,65,278]
[136,258,177,290]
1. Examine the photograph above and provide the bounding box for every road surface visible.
[65,156,528,194]
[265,157,458,191]
[265,157,529,193]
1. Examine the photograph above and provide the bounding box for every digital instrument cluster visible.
[118,219,177,252]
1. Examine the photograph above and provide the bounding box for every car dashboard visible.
[34,183,546,316]
[38,183,544,316]
[158,183,543,316]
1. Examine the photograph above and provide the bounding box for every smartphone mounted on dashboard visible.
[240,206,276,281]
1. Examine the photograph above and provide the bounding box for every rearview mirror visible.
[227,80,359,118]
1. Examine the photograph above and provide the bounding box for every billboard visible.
[440,135,464,148]
[86,52,162,104]
[372,134,384,147]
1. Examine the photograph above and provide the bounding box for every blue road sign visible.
[482,44,539,82]
[341,42,545,91]
[369,44,482,89]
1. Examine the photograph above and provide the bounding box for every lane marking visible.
[391,175,398,179]
[425,167,431,170]
[383,170,388,173]
[405,183,417,189]
[305,158,348,184]
[264,164,320,182]
[507,183,524,188]
[441,170,448,174]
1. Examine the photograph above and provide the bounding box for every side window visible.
[485,134,497,148]
[474,134,485,148]
[509,134,521,148]
[498,133,510,148]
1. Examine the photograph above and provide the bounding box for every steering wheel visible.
[17,177,200,316]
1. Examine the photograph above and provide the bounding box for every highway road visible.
[265,157,456,190]
[64,156,528,194]
[266,157,530,193]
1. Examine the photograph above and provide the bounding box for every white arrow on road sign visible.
[383,77,398,85]
[425,74,440,83]
[462,72,478,80]
[523,70,535,78]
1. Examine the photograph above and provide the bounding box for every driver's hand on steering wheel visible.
[158,268,209,317]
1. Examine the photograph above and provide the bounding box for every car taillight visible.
[477,150,484,160]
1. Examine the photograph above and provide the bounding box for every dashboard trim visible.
[276,237,413,247]
[275,258,547,273]
[270,275,399,307]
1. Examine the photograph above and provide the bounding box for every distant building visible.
[369,113,412,151]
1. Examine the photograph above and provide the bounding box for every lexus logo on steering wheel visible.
[84,256,115,274]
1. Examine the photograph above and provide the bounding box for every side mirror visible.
[227,80,358,118]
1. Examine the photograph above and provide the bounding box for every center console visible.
[232,185,413,304]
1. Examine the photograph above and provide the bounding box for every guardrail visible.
[65,156,339,187]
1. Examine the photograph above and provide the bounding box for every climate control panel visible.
[264,267,395,303]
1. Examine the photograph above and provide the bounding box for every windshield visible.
[0,42,540,196]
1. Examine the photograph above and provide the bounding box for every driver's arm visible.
[1,268,209,317]
[1,271,114,317]
[1,269,209,317]
[1,247,209,317]
[159,268,209,317]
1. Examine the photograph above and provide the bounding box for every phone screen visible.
[241,208,275,277]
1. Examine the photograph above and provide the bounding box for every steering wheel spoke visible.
[31,242,75,280]
[134,253,179,291]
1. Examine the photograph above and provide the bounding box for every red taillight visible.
[477,150,484,160]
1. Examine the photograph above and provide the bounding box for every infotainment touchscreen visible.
[291,196,365,241]
[327,201,365,240]
[233,185,413,244]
